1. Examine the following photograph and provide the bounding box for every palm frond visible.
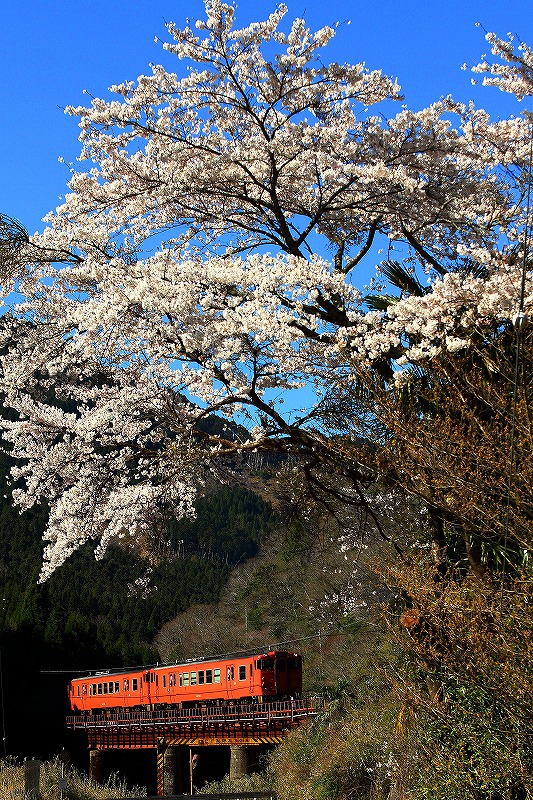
[380,260,427,296]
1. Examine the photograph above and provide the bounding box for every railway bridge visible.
[67,699,320,795]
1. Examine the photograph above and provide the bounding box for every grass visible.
[0,756,146,799]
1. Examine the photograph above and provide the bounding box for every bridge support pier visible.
[89,749,104,785]
[164,745,180,795]
[229,745,249,780]
[157,743,183,796]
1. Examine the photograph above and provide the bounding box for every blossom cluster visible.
[0,3,532,578]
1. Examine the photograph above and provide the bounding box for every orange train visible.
[68,650,302,713]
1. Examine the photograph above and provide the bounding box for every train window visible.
[257,658,274,670]
[82,685,87,695]
[132,679,138,691]
[115,682,120,692]
[198,671,204,685]
[98,684,103,695]
[124,679,129,691]
[190,672,197,685]
[103,684,108,694]
[289,657,302,669]
[162,675,166,688]
[183,673,190,686]
[76,686,80,697]
[205,670,213,684]
[144,674,150,683]
[108,682,114,693]
[239,665,246,680]
[214,669,221,684]
[169,674,176,687]
[276,660,286,672]
[91,684,97,695]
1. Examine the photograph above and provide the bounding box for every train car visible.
[68,650,302,713]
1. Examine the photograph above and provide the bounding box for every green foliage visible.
[277,517,316,561]
[168,485,271,565]
[412,680,533,800]
[0,477,270,668]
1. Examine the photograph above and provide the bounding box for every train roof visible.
[69,649,300,682]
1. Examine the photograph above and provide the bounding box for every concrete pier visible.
[163,745,180,794]
[229,745,249,780]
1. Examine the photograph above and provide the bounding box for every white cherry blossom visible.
[0,3,531,578]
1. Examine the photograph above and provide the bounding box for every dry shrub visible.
[269,666,411,800]
[385,556,533,800]
[0,756,145,800]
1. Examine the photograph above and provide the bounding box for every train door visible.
[275,655,288,695]
[288,655,303,696]
[141,670,151,707]
[249,661,254,699]
[225,663,235,701]
[145,670,160,707]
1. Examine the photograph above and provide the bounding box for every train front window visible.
[289,657,301,668]
[257,658,274,670]
[276,659,286,672]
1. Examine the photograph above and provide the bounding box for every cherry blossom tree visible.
[0,1,531,579]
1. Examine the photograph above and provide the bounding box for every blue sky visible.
[1,0,532,239]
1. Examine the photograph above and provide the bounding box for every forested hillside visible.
[0,444,273,757]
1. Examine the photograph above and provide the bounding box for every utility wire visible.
[41,621,379,676]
